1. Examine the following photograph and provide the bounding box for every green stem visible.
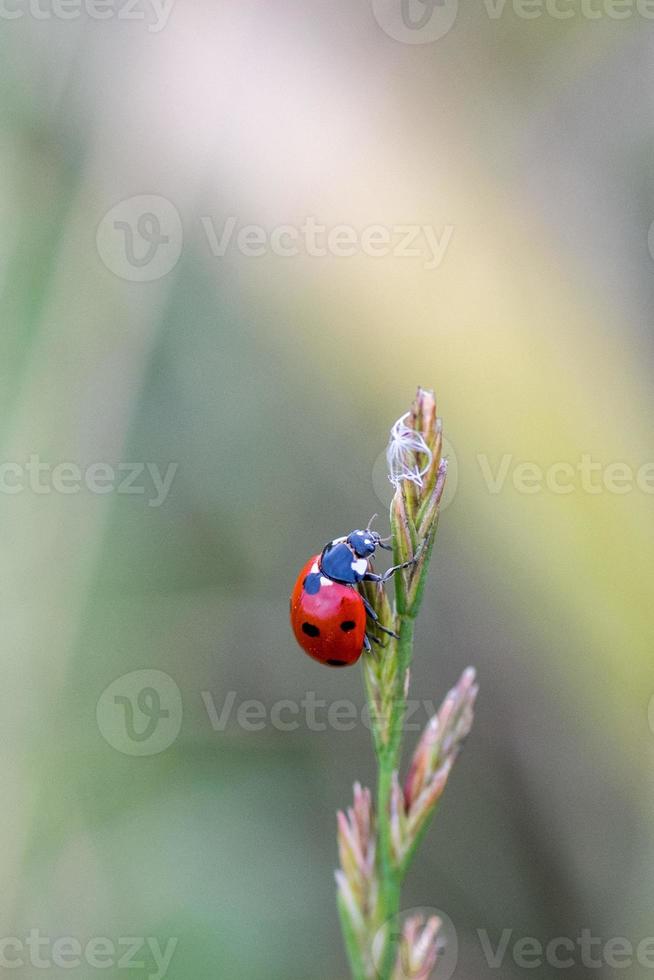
[371,514,438,979]
[375,759,400,980]
[374,614,415,980]
[344,493,441,977]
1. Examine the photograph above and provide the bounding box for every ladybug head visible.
[347,528,391,558]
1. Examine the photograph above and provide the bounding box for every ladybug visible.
[290,525,417,668]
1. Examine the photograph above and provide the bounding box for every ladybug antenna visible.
[366,513,378,531]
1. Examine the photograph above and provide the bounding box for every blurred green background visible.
[1,3,654,978]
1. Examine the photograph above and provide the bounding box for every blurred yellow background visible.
[1,2,653,977]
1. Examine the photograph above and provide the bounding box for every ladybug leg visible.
[364,543,424,586]
[380,554,420,584]
[360,595,399,640]
[363,561,413,586]
[363,632,383,653]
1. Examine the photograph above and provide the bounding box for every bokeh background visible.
[1,3,654,978]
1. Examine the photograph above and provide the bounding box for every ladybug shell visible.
[290,555,367,667]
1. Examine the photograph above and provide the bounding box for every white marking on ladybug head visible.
[352,558,368,576]
[311,563,319,574]
[320,576,334,587]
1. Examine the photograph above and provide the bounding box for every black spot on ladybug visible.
[302,622,320,637]
[303,573,322,595]
[340,620,356,632]
[327,658,347,667]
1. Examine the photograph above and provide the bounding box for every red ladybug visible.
[290,526,416,667]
